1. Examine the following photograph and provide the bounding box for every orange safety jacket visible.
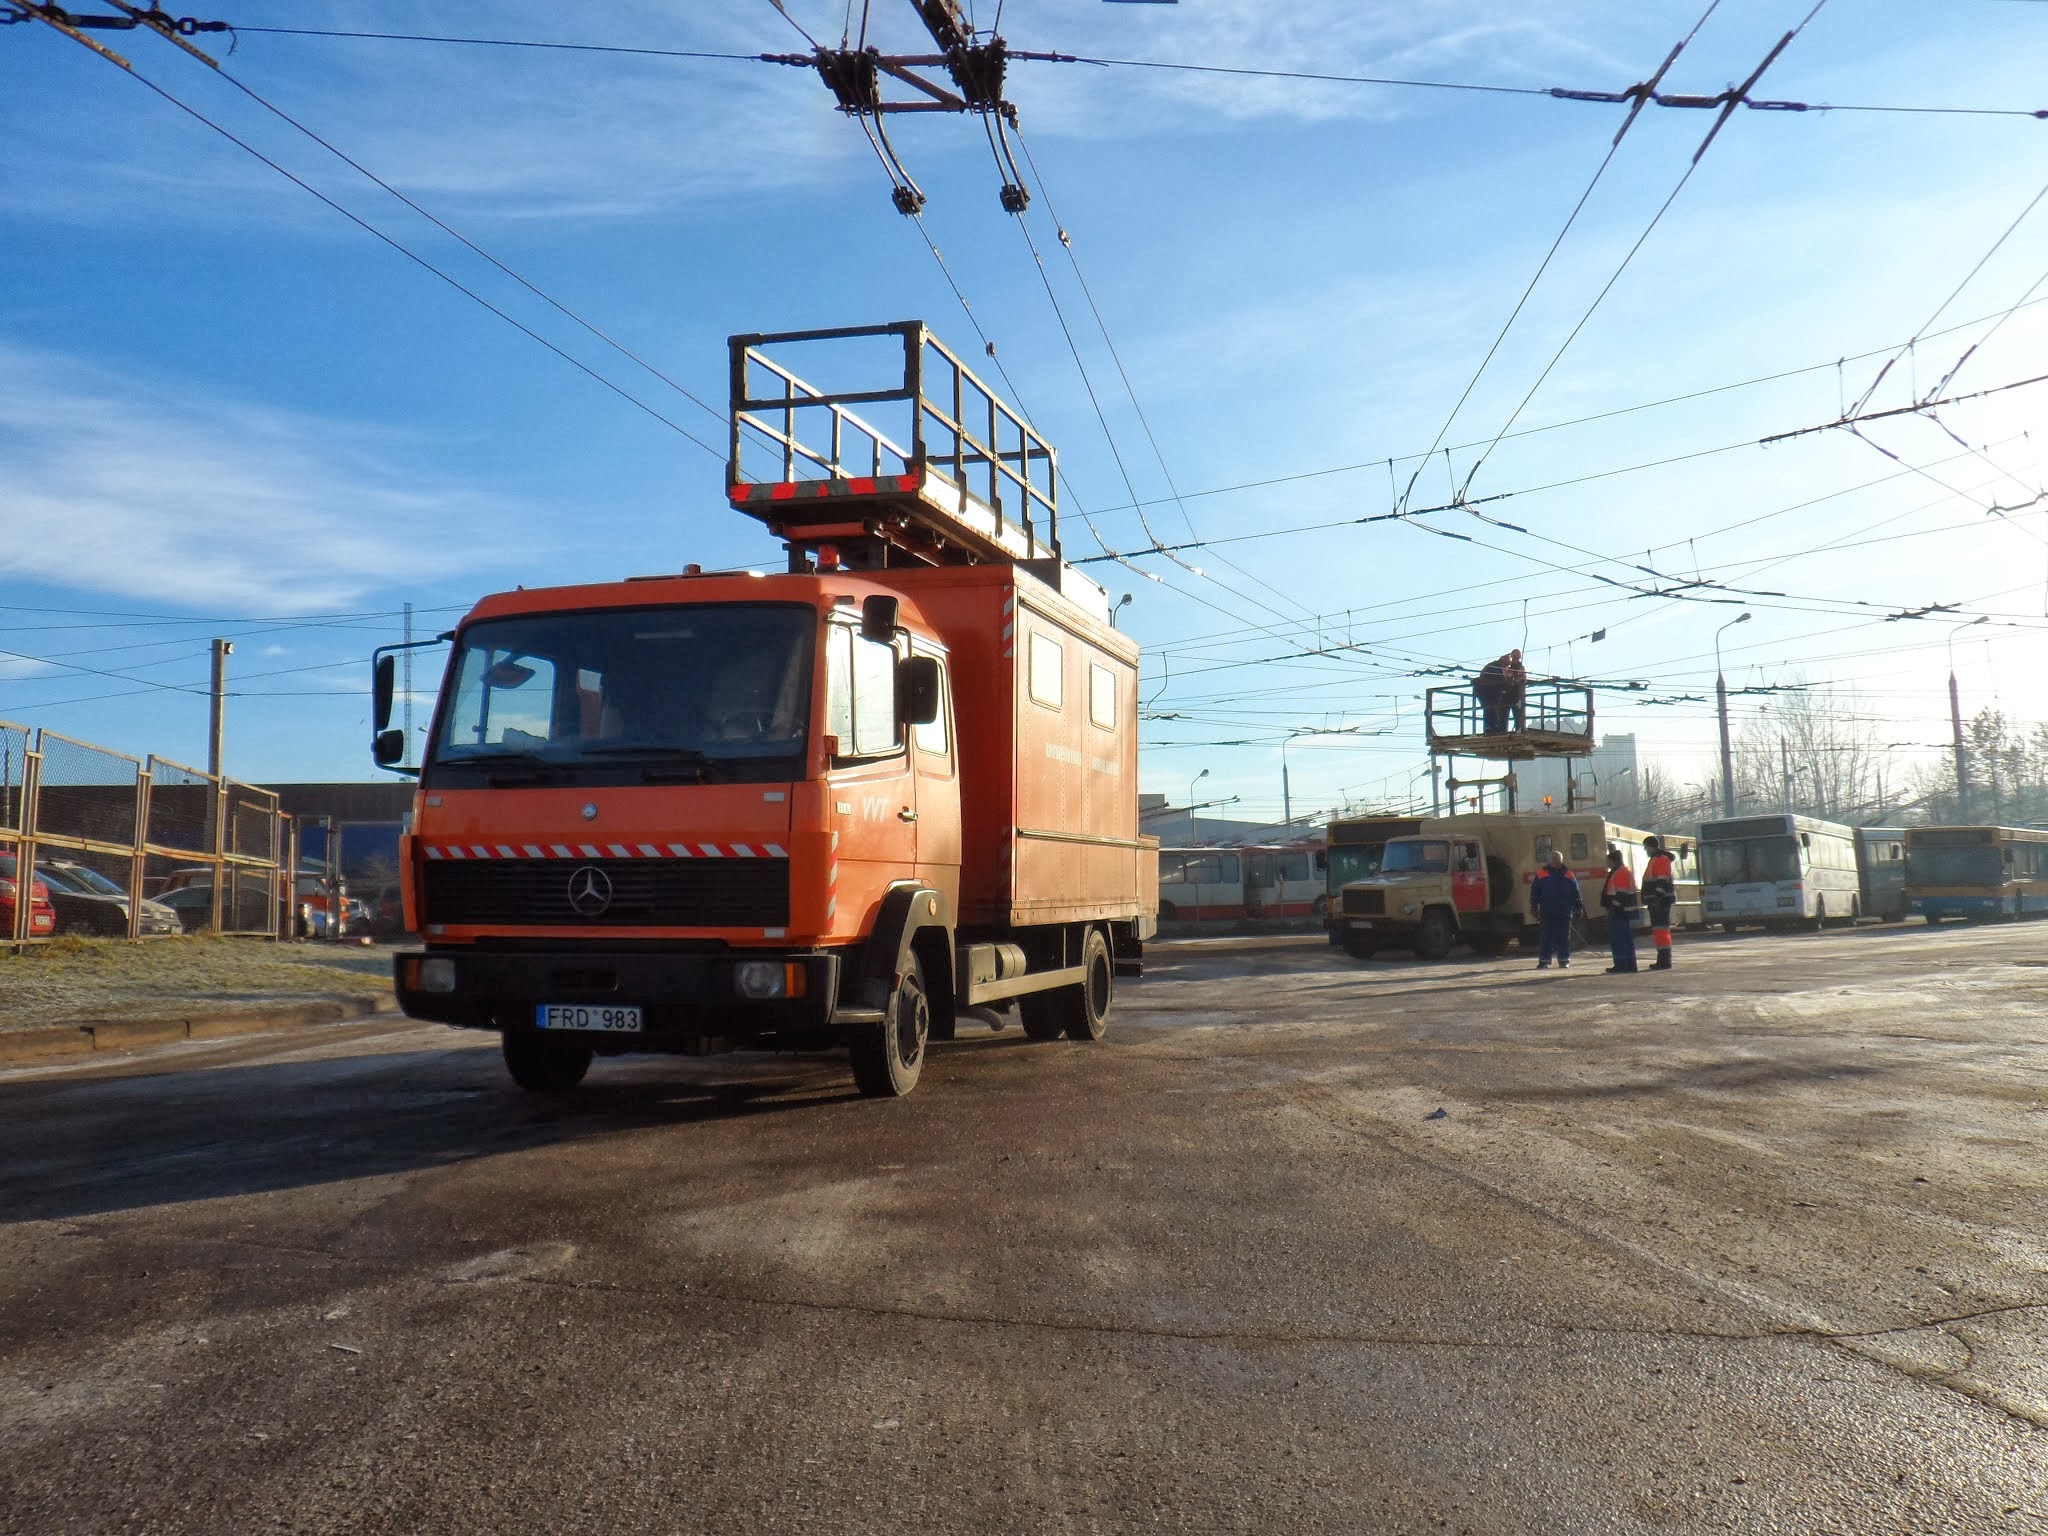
[1600,863,1637,911]
[1643,851,1675,902]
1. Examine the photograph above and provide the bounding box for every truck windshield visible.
[1325,844,1384,888]
[1700,835,1801,885]
[427,603,812,786]
[1380,839,1449,875]
[1906,845,2003,887]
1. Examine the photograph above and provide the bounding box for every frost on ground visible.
[0,936,390,1030]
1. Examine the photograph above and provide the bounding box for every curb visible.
[0,995,399,1068]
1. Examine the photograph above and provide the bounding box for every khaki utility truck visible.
[1335,810,1655,960]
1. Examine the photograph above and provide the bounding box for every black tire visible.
[1721,922,1739,936]
[1157,901,1178,921]
[1312,894,1329,918]
[1924,913,1944,926]
[1019,993,1065,1040]
[1057,928,1113,1042]
[1802,897,1826,934]
[1341,932,1377,960]
[1414,908,1455,961]
[850,953,929,1097]
[502,1032,593,1094]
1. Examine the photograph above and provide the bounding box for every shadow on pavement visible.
[0,1044,867,1225]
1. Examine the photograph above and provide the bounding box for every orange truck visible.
[376,322,1156,1097]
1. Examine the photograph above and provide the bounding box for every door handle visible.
[898,808,918,822]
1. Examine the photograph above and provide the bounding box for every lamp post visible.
[1188,768,1209,842]
[1714,612,1751,818]
[1280,727,1364,837]
[1110,593,1133,630]
[1947,615,1988,819]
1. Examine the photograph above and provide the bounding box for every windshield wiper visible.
[431,748,567,786]
[578,744,718,784]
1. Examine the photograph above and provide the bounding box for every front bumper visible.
[394,945,843,1046]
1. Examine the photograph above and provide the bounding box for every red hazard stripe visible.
[420,842,787,861]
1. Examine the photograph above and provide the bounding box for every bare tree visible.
[1732,683,1892,822]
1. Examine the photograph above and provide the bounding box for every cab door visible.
[909,641,961,914]
[1451,839,1488,913]
[822,620,918,939]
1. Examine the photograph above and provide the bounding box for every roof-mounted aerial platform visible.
[1425,682,1596,761]
[728,320,1059,573]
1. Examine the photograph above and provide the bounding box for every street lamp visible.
[1947,615,1989,819]
[1714,612,1751,818]
[1188,768,1209,841]
[1280,727,1365,836]
[1110,593,1133,630]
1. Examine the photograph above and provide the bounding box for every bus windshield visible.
[1380,839,1450,875]
[1701,835,1801,885]
[1326,844,1386,887]
[1906,845,2003,887]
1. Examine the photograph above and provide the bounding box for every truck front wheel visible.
[502,1033,593,1094]
[1414,909,1455,961]
[850,954,929,1098]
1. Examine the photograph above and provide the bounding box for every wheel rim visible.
[896,987,928,1071]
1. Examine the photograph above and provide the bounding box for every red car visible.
[0,855,59,938]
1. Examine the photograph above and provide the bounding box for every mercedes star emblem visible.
[566,865,614,918]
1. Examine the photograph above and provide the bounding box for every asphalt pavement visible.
[1,923,2044,1533]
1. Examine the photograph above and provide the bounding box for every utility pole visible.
[1780,736,1793,815]
[1714,612,1750,819]
[208,638,233,778]
[1947,616,1986,820]
[402,602,415,769]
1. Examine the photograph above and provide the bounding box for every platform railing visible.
[1425,681,1595,757]
[728,320,1058,557]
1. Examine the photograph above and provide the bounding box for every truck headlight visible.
[416,957,457,993]
[735,960,806,1000]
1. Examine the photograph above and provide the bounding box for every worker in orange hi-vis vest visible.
[1642,835,1677,971]
[1599,846,1639,974]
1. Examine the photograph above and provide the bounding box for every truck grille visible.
[1342,888,1385,917]
[423,858,790,928]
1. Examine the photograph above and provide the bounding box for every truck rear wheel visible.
[1058,928,1113,1042]
[1341,932,1377,960]
[850,954,928,1098]
[1414,908,1455,961]
[502,1033,593,1094]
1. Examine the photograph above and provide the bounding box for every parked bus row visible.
[1156,845,1323,922]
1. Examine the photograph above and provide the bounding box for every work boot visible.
[1536,960,1552,969]
[1653,950,1673,970]
[1605,964,1636,974]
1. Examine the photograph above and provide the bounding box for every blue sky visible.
[4,0,2047,820]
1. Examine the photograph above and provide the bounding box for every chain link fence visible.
[3,721,293,945]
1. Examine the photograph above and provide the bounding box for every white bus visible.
[1699,813,1862,932]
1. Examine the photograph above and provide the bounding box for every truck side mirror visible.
[372,653,396,732]
[897,655,941,726]
[372,729,406,766]
[861,594,900,643]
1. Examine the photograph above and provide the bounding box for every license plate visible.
[536,1003,642,1032]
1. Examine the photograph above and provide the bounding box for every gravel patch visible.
[0,936,392,1029]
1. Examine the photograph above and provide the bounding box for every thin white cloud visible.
[0,342,521,610]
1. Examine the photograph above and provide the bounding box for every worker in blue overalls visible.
[1528,849,1583,969]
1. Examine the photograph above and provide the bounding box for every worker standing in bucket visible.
[1642,835,1677,971]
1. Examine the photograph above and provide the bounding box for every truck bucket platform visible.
[728,321,1058,571]
[1425,682,1595,760]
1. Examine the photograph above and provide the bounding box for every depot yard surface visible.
[0,937,389,1031]
[1,926,2044,1533]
